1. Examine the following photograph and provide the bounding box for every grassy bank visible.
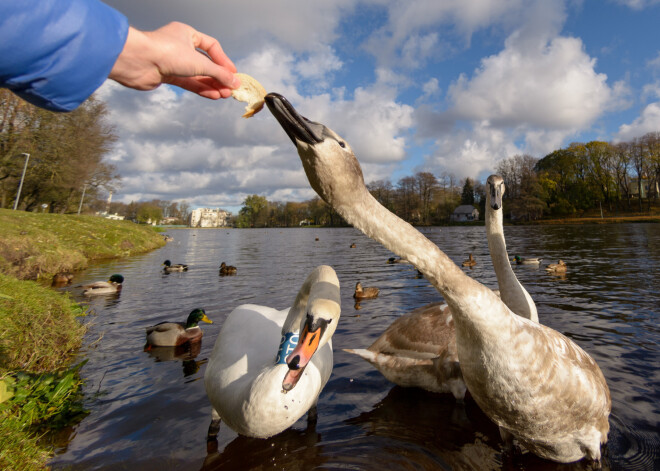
[0,210,166,470]
[0,208,166,280]
[0,275,87,470]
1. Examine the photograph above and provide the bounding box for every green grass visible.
[0,210,167,470]
[0,208,166,280]
[0,274,88,470]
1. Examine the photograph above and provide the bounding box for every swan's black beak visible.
[265,93,326,146]
[282,314,328,392]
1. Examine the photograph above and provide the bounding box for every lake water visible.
[49,224,660,471]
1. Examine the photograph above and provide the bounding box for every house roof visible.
[453,205,478,214]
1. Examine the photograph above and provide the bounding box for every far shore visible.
[169,214,660,230]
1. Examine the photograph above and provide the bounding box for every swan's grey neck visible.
[486,195,539,322]
[337,187,499,323]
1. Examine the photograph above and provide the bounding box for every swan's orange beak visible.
[282,319,325,392]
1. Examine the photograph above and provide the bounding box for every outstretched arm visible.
[109,22,240,100]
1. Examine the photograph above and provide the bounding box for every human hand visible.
[109,22,240,99]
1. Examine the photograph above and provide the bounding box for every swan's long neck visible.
[280,265,340,337]
[336,187,505,327]
[486,196,539,322]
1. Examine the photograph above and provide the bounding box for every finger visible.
[165,76,232,99]
[193,31,238,76]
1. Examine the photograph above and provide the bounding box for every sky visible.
[98,0,660,214]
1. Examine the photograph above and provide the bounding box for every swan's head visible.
[282,271,341,392]
[486,175,505,210]
[265,93,365,208]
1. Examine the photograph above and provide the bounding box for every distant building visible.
[629,177,659,198]
[104,213,125,221]
[160,217,179,225]
[190,208,231,228]
[450,205,479,222]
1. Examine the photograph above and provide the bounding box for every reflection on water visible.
[50,225,660,471]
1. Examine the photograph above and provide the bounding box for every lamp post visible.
[77,183,87,215]
[13,153,30,210]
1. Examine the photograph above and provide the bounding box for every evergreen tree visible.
[460,178,475,205]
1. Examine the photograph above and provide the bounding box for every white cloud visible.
[615,102,660,141]
[611,0,660,9]
[448,35,620,129]
[411,4,632,180]
[363,0,530,67]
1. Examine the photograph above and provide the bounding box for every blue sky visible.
[99,0,660,214]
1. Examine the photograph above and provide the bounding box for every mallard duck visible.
[353,281,379,299]
[82,274,124,295]
[461,253,476,267]
[513,255,542,265]
[163,260,188,272]
[204,265,341,439]
[266,93,610,464]
[52,272,74,286]
[546,260,567,273]
[219,262,237,276]
[145,308,212,347]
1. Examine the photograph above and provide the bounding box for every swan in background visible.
[266,93,611,464]
[343,175,537,400]
[145,308,212,347]
[486,175,539,323]
[512,255,542,265]
[82,274,124,295]
[345,301,466,399]
[353,281,379,299]
[163,260,188,272]
[204,265,341,439]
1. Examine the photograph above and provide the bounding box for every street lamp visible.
[77,183,87,215]
[13,153,30,211]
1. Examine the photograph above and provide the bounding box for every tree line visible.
[237,132,660,227]
[99,199,192,225]
[1,90,120,213]
[3,88,657,223]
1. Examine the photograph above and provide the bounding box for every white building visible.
[450,205,479,222]
[189,208,231,228]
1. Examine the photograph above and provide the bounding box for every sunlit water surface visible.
[50,224,660,471]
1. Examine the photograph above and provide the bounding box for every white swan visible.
[203,265,341,439]
[343,175,538,400]
[486,175,538,323]
[265,93,611,464]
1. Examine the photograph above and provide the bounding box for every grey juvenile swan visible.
[265,93,611,464]
[343,175,538,400]
[485,175,538,323]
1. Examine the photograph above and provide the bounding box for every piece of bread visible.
[231,73,267,118]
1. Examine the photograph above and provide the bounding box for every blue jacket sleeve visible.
[0,0,129,112]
